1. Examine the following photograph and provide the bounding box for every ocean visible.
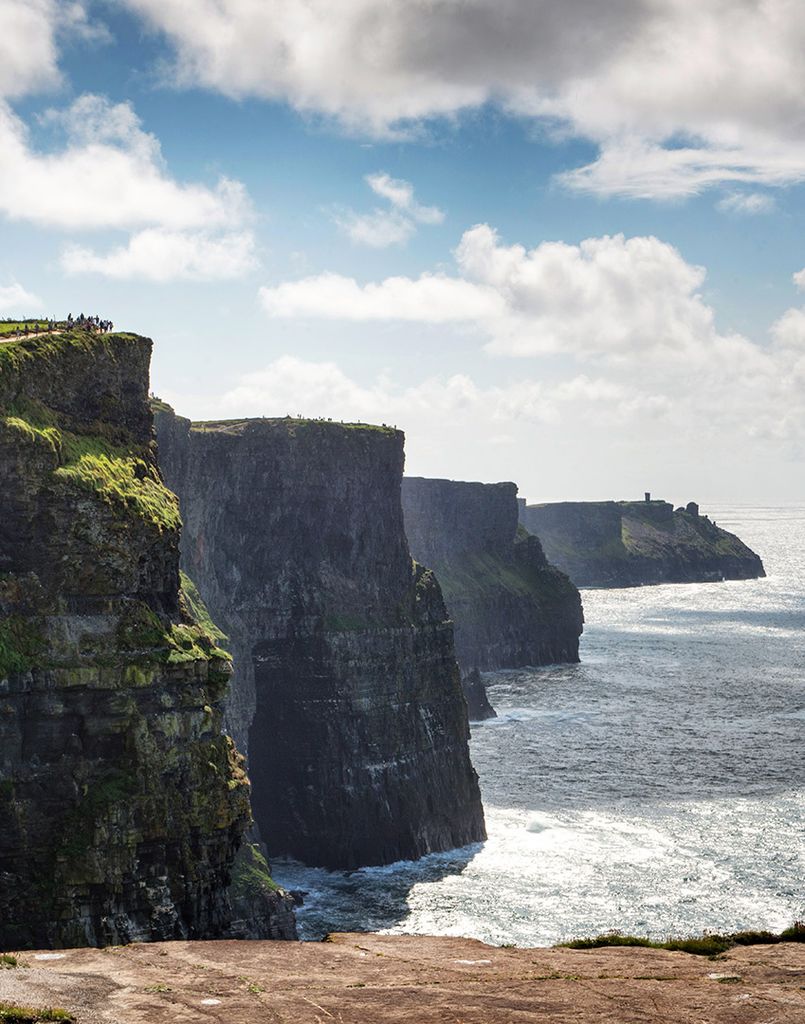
[272,505,805,945]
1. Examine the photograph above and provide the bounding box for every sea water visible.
[272,506,805,944]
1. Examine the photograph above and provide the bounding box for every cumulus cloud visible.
[260,269,501,323]
[335,172,444,248]
[0,282,42,313]
[261,224,719,359]
[250,222,805,468]
[0,95,248,231]
[0,93,256,282]
[61,228,258,281]
[0,0,90,100]
[123,0,805,198]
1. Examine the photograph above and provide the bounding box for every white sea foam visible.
[274,506,805,945]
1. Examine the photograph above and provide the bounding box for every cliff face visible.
[518,499,766,588]
[154,411,485,870]
[0,331,287,950]
[401,478,583,685]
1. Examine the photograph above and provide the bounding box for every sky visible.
[3,2,805,503]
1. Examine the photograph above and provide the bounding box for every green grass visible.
[1,385,179,536]
[190,415,397,436]
[0,1006,74,1023]
[179,572,228,644]
[230,842,281,901]
[148,395,174,415]
[561,923,805,956]
[0,321,48,336]
[0,955,20,969]
[115,601,232,667]
[55,434,180,534]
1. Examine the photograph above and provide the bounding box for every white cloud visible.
[366,173,444,225]
[793,268,805,292]
[0,93,256,282]
[717,192,776,216]
[250,222,805,466]
[208,307,805,479]
[124,0,805,198]
[0,95,249,232]
[0,0,68,100]
[218,356,651,432]
[0,282,42,313]
[261,224,719,359]
[61,228,258,282]
[334,209,415,248]
[0,2,109,101]
[335,172,444,248]
[260,268,502,323]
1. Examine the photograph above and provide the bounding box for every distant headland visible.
[518,495,765,588]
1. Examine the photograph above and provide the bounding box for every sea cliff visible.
[154,409,486,870]
[518,499,765,588]
[401,478,583,718]
[0,330,291,949]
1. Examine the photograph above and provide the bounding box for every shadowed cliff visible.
[154,408,486,870]
[402,478,583,702]
[519,499,765,588]
[0,331,290,949]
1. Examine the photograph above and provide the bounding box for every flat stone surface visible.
[1,933,803,1023]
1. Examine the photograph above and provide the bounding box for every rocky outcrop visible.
[0,330,294,950]
[518,499,766,588]
[154,410,486,870]
[401,478,583,694]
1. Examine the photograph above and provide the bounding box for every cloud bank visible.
[124,0,805,198]
[252,224,805,470]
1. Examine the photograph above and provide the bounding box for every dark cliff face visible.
[154,411,486,870]
[519,500,766,588]
[0,331,284,950]
[401,478,584,686]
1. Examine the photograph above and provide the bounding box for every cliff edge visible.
[519,499,765,588]
[154,408,486,870]
[402,478,583,706]
[0,330,293,949]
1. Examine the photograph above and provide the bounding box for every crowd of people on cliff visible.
[0,314,114,338]
[65,313,114,332]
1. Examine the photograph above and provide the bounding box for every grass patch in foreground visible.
[0,1006,75,1023]
[561,922,805,957]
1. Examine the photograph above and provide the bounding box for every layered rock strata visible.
[0,330,293,949]
[401,477,583,703]
[518,499,766,588]
[154,410,486,870]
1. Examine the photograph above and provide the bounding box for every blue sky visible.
[3,1,805,502]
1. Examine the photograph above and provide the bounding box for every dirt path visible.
[1,933,803,1023]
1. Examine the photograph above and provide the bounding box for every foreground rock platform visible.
[2,933,803,1023]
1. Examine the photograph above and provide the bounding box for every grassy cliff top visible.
[1,330,177,534]
[190,415,400,437]
[0,329,144,366]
